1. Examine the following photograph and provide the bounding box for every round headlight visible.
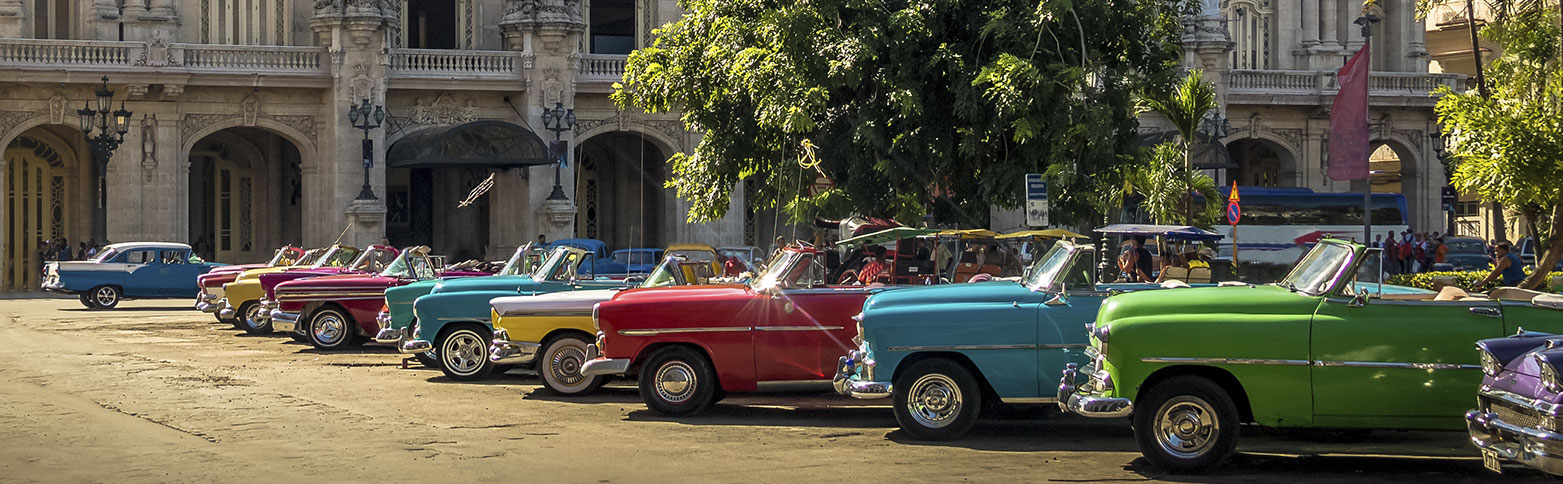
[1536,354,1563,393]
[1481,350,1503,377]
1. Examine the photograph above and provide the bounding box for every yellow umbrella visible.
[997,229,1088,240]
[933,228,1000,239]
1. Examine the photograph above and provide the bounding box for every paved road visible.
[0,298,1545,483]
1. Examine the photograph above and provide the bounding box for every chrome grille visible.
[1485,394,1542,429]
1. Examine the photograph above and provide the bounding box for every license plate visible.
[1483,448,1502,474]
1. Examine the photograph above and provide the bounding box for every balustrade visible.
[577,54,627,81]
[389,49,524,77]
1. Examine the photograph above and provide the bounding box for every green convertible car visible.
[1059,239,1563,473]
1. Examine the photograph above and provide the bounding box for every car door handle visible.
[1470,307,1502,318]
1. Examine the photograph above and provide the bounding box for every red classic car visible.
[270,247,492,350]
[195,246,307,322]
[581,245,891,416]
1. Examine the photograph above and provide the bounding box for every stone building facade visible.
[0,0,1463,290]
[0,0,767,290]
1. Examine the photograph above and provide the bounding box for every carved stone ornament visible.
[141,114,158,179]
[241,96,261,126]
[0,109,38,138]
[162,84,185,100]
[572,110,687,152]
[47,95,65,124]
[409,92,478,126]
[132,36,181,67]
[181,111,318,146]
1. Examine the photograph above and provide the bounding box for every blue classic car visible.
[547,238,629,275]
[43,242,226,309]
[399,245,633,380]
[833,240,1189,439]
[612,248,665,274]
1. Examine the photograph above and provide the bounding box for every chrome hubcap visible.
[94,287,116,306]
[313,313,346,345]
[906,373,962,429]
[548,342,588,387]
[1155,396,1220,459]
[443,332,485,375]
[654,361,696,403]
[243,305,264,329]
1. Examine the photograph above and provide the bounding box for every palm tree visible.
[1140,70,1224,225]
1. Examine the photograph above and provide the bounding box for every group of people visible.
[37,237,105,265]
[1118,236,1214,283]
[1373,230,1449,275]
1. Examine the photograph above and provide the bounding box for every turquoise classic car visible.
[398,245,632,381]
[43,242,226,309]
[833,240,1184,439]
[373,244,543,367]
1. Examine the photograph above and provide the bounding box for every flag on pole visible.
[1328,42,1371,181]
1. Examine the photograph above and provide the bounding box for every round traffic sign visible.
[1227,202,1241,225]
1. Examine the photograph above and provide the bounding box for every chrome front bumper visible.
[271,310,300,332]
[257,299,277,321]
[401,339,433,354]
[1057,362,1133,418]
[488,329,540,364]
[371,311,403,343]
[832,354,891,399]
[217,300,237,320]
[581,345,630,376]
[196,292,222,313]
[1469,394,1563,476]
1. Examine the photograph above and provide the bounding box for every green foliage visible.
[1388,270,1563,293]
[1132,70,1225,227]
[613,0,1190,225]
[1431,8,1563,289]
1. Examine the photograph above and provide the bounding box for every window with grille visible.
[201,0,289,45]
[1227,0,1273,70]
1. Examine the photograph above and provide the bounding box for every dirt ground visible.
[0,297,1548,483]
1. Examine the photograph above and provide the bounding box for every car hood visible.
[1097,284,1320,327]
[491,289,620,316]
[276,273,397,292]
[609,284,753,304]
[431,274,535,295]
[863,281,1028,314]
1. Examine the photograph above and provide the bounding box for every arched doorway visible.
[1226,138,1297,187]
[3,126,88,290]
[187,128,303,263]
[1367,140,1420,228]
[574,131,668,250]
[386,121,553,261]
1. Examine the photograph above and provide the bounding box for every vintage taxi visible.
[216,244,367,335]
[195,246,307,322]
[267,246,485,350]
[399,245,629,381]
[487,248,721,395]
[1058,239,1563,473]
[43,242,227,309]
[373,244,544,368]
[1467,321,1563,476]
[581,244,895,416]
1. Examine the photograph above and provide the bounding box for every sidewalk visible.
[0,291,71,300]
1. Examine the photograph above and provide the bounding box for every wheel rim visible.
[312,311,347,346]
[1154,395,1221,459]
[442,331,485,375]
[653,360,696,403]
[906,373,963,429]
[94,287,116,306]
[546,341,589,388]
[242,305,263,330]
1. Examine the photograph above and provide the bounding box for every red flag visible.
[1329,42,1371,181]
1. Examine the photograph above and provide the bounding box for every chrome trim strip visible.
[498,310,594,318]
[1041,343,1090,349]
[436,317,492,322]
[1001,397,1060,404]
[887,344,1039,351]
[1141,357,1311,366]
[1313,360,1480,370]
[276,292,386,298]
[617,327,753,336]
[753,326,845,332]
[1483,388,1563,417]
[277,295,386,302]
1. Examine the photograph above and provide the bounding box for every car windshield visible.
[93,248,118,262]
[1023,245,1076,291]
[1279,242,1355,296]
[614,250,660,266]
[266,247,299,266]
[349,248,398,273]
[640,256,718,288]
[717,249,753,266]
[533,247,588,282]
[751,250,825,290]
[311,246,361,269]
[496,243,541,276]
[293,248,325,267]
[1445,239,1486,254]
[380,251,436,280]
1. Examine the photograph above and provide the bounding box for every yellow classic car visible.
[218,244,366,336]
[488,248,721,395]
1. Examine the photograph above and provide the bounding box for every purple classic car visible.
[1468,296,1563,476]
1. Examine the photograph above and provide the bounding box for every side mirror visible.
[1045,283,1068,306]
[1348,292,1369,307]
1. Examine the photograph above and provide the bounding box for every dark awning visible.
[387,121,554,168]
[1136,130,1237,170]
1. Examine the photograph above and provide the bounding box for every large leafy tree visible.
[1432,7,1562,289]
[1139,70,1224,227]
[613,0,1189,227]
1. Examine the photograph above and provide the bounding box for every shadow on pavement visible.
[521,385,642,404]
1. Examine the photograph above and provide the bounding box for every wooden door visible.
[5,143,67,291]
[212,165,253,262]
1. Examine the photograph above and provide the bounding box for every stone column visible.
[1301,0,1320,47]
[0,0,22,38]
[505,0,588,242]
[1345,0,1366,52]
[311,1,395,248]
[1404,0,1429,72]
[486,169,531,260]
[1320,0,1340,49]
[90,0,121,40]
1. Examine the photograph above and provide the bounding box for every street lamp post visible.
[1355,13,1380,244]
[541,101,576,201]
[77,76,132,242]
[348,99,386,201]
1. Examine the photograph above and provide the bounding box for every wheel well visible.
[541,328,595,347]
[632,342,715,384]
[1139,365,1255,423]
[891,352,1001,403]
[304,302,352,334]
[434,321,490,348]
